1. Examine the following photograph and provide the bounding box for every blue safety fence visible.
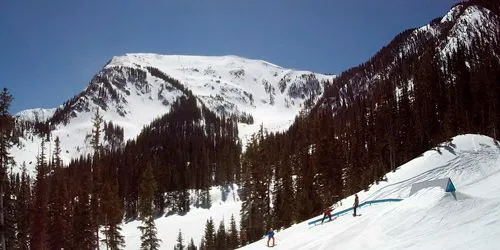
[307,198,403,225]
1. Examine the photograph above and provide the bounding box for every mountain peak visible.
[14,53,333,171]
[106,53,283,70]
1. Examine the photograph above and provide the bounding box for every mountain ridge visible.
[12,54,333,172]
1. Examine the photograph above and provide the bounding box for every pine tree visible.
[100,182,124,250]
[215,220,227,250]
[240,133,268,242]
[174,229,185,250]
[30,141,49,250]
[90,108,104,160]
[138,163,161,249]
[203,218,216,250]
[5,174,18,249]
[90,108,104,248]
[16,163,31,250]
[0,88,14,250]
[228,214,239,249]
[72,178,95,249]
[200,187,211,209]
[47,137,71,250]
[138,217,160,250]
[187,238,197,250]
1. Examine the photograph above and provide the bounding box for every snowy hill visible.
[12,54,333,172]
[239,134,500,250]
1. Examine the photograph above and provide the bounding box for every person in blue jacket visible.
[266,228,275,247]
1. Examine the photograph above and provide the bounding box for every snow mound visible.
[240,134,500,250]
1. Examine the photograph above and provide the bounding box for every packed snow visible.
[239,134,500,250]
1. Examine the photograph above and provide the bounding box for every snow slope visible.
[120,184,242,250]
[240,134,500,250]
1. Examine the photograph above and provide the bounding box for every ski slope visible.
[240,134,500,250]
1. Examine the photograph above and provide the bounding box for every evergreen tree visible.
[30,141,49,250]
[90,108,104,248]
[174,229,185,250]
[47,137,71,250]
[138,217,160,250]
[72,178,95,249]
[138,163,161,249]
[16,163,31,250]
[5,174,18,249]
[240,132,269,242]
[215,220,227,250]
[0,88,14,250]
[227,214,239,249]
[203,218,216,250]
[187,238,197,250]
[100,182,125,250]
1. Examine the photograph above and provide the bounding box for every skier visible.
[266,228,275,247]
[321,207,333,224]
[353,194,359,216]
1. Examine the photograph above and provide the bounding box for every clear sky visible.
[1,0,459,113]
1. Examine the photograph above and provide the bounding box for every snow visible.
[15,108,56,122]
[120,184,242,250]
[239,134,500,250]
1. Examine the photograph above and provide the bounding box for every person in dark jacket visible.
[266,228,275,247]
[321,207,333,224]
[353,194,359,216]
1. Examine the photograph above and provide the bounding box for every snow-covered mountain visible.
[319,2,499,108]
[12,54,333,172]
[239,134,500,250]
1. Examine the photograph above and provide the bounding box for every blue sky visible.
[1,0,459,113]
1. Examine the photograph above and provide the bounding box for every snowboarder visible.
[321,207,333,224]
[353,194,359,216]
[266,228,275,247]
